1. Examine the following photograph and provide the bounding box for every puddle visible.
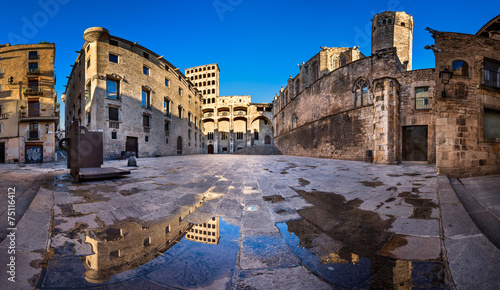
[360,180,385,187]
[398,192,438,219]
[41,217,240,288]
[298,178,310,187]
[263,195,285,203]
[281,189,449,288]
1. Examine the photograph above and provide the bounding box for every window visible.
[28,79,39,91]
[188,130,192,140]
[143,66,149,75]
[29,123,38,139]
[143,237,151,247]
[164,121,170,133]
[484,108,500,138]
[415,87,429,110]
[254,131,259,140]
[109,39,118,46]
[28,51,38,60]
[339,55,347,67]
[164,98,171,115]
[142,89,151,108]
[221,132,228,140]
[111,130,117,139]
[165,225,170,234]
[237,132,243,140]
[482,59,500,89]
[109,53,118,63]
[87,58,91,69]
[165,78,170,87]
[109,107,119,121]
[212,72,215,77]
[110,250,120,258]
[178,87,182,96]
[106,79,119,99]
[188,112,192,125]
[28,101,40,117]
[178,106,183,118]
[208,132,214,140]
[28,62,38,72]
[145,135,149,142]
[87,111,91,124]
[354,78,371,107]
[452,60,469,76]
[143,114,150,127]
[212,89,215,94]
[292,114,298,129]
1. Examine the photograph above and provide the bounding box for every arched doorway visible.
[177,136,182,154]
[265,135,271,144]
[208,144,214,154]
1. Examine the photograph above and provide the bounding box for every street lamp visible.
[439,68,453,97]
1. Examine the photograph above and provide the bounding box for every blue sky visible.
[0,0,497,128]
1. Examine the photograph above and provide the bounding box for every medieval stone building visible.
[273,11,500,177]
[63,28,204,159]
[0,43,58,163]
[185,65,273,154]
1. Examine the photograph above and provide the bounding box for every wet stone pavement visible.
[10,155,452,289]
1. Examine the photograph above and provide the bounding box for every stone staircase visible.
[232,145,282,155]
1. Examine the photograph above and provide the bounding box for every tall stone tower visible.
[371,11,414,70]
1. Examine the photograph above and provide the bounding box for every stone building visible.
[0,43,58,163]
[185,65,274,154]
[185,63,220,99]
[63,27,204,160]
[273,11,500,177]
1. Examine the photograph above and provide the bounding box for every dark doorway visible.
[0,143,5,163]
[265,135,271,144]
[177,136,183,154]
[402,126,428,161]
[208,144,214,154]
[25,144,43,163]
[125,137,138,157]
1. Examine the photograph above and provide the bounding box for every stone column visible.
[373,77,400,164]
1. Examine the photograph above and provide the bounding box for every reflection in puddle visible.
[83,216,237,287]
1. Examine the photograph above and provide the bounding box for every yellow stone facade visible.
[0,43,58,163]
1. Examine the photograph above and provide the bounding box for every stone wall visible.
[433,31,500,177]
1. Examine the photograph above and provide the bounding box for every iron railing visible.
[481,68,500,89]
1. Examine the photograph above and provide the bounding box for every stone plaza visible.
[0,155,499,289]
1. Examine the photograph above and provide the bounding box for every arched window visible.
[452,60,469,76]
[212,80,215,85]
[212,88,215,94]
[353,77,371,107]
[339,55,347,67]
[292,113,298,129]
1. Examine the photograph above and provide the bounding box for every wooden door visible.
[125,137,138,157]
[177,136,183,154]
[402,126,428,161]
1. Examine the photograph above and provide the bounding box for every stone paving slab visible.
[235,266,332,290]
[388,217,440,237]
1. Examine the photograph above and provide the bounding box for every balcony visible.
[219,111,229,117]
[1,114,9,119]
[164,111,172,118]
[235,111,247,116]
[27,69,41,76]
[23,88,43,96]
[481,68,500,89]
